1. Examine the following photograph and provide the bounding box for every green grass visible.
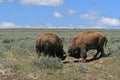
[0,28,120,80]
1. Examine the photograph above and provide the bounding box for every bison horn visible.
[63,54,69,56]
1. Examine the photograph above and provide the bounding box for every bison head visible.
[57,50,67,60]
[68,47,81,59]
[60,55,67,60]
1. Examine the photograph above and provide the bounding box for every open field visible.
[0,29,120,80]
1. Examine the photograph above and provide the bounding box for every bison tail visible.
[104,38,107,47]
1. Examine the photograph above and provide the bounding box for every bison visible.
[68,31,107,62]
[36,32,66,60]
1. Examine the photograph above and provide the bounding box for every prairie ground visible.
[0,29,120,80]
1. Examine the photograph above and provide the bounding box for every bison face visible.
[56,50,67,60]
[61,51,67,60]
[68,48,75,55]
[60,55,67,60]
[68,47,81,59]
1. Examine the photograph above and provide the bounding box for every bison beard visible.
[68,31,107,62]
[68,47,81,59]
[36,32,66,60]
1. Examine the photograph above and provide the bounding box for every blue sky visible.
[0,0,120,29]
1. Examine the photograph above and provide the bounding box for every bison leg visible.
[36,46,41,59]
[37,51,41,60]
[93,50,100,59]
[37,53,41,59]
[99,48,105,58]
[81,53,87,63]
[81,48,87,63]
[94,48,105,59]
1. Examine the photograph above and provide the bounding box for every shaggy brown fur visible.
[36,32,66,60]
[68,31,107,62]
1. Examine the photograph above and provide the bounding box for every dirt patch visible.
[63,56,111,65]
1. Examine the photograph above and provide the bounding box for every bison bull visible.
[68,31,107,62]
[36,32,66,60]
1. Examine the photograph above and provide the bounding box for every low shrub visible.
[34,56,63,69]
[3,38,15,44]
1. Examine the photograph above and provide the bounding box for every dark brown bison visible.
[36,32,66,60]
[68,31,107,62]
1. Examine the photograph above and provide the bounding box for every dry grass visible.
[0,29,120,80]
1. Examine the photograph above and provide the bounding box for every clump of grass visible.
[3,61,20,72]
[78,63,89,73]
[0,51,6,59]
[3,44,13,50]
[3,38,15,44]
[34,56,63,69]
[106,41,120,57]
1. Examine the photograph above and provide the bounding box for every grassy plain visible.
[0,28,120,80]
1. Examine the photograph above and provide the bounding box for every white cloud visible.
[20,0,63,6]
[0,22,16,28]
[53,12,63,18]
[80,11,120,29]
[97,17,120,26]
[80,11,100,19]
[68,9,76,15]
[8,0,13,2]
[72,24,105,29]
[81,17,120,29]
